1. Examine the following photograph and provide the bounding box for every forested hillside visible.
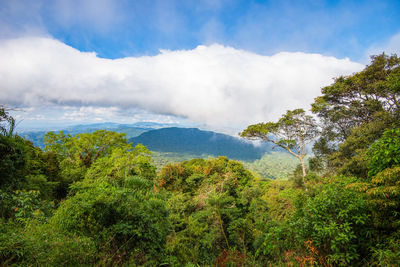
[22,125,291,179]
[130,127,273,161]
[1,54,400,266]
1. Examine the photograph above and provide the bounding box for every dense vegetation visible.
[1,54,399,266]
[150,150,299,180]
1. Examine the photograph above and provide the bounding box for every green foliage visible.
[368,128,400,177]
[158,157,254,195]
[1,121,171,265]
[260,179,298,222]
[362,128,400,252]
[85,144,156,184]
[151,151,210,170]
[44,130,131,181]
[51,180,170,264]
[366,166,400,240]
[240,109,319,153]
[253,221,295,262]
[293,177,370,266]
[370,231,400,266]
[241,109,319,183]
[328,112,394,177]
[308,156,324,173]
[0,221,97,266]
[244,151,299,179]
[0,135,27,191]
[312,53,400,174]
[0,133,65,207]
[10,190,54,224]
[158,157,262,265]
[48,138,168,266]
[312,54,400,140]
[253,181,299,263]
[152,150,300,182]
[43,130,135,199]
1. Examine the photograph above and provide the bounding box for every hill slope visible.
[130,127,272,161]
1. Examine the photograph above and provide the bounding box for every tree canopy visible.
[240,109,319,183]
[311,53,400,176]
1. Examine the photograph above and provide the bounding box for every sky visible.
[0,0,399,133]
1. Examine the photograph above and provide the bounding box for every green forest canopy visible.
[1,53,400,266]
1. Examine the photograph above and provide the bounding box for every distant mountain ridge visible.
[19,123,276,162]
[18,122,164,148]
[64,121,183,130]
[130,127,273,161]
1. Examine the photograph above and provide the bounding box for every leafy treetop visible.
[240,109,319,182]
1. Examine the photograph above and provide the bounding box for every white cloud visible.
[0,37,363,129]
[385,34,400,54]
[60,106,120,121]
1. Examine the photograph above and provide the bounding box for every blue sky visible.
[3,0,397,60]
[0,0,399,132]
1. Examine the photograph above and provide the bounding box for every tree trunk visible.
[299,156,307,191]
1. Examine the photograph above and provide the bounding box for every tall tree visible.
[44,130,132,184]
[240,109,319,186]
[312,54,400,156]
[311,53,400,176]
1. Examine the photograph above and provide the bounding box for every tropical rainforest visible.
[1,53,400,266]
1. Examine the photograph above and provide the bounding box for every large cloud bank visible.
[0,37,363,128]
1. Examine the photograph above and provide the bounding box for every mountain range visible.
[19,122,273,161]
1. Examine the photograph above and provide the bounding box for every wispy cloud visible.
[46,0,122,33]
[0,0,46,38]
[366,32,400,62]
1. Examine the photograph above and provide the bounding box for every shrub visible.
[293,177,370,266]
[50,180,170,265]
[0,221,97,266]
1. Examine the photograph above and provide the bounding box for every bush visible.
[0,135,27,191]
[0,189,53,221]
[50,179,170,265]
[293,177,370,266]
[0,221,97,266]
[368,128,400,177]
